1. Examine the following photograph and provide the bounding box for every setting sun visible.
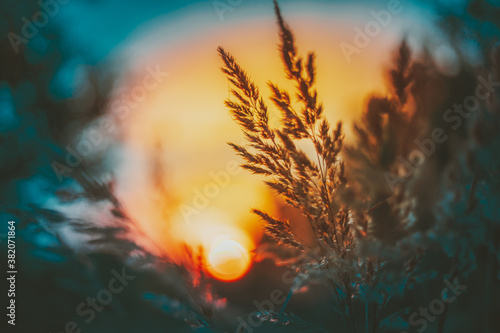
[207,239,252,282]
[8,0,496,332]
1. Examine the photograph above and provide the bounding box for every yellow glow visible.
[111,11,399,281]
[207,239,252,282]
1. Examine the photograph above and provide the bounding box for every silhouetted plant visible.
[220,1,500,333]
[219,2,380,331]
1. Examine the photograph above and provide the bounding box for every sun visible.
[207,239,252,282]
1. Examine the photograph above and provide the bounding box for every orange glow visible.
[111,8,403,282]
[207,239,252,282]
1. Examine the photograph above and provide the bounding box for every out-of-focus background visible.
[1,0,499,332]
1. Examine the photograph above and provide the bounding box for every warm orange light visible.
[114,7,395,269]
[207,239,252,282]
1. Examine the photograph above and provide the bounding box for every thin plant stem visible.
[437,303,448,333]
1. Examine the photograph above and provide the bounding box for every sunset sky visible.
[53,0,458,280]
[4,0,499,332]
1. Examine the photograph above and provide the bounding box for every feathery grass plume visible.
[343,22,500,333]
[219,1,349,256]
[343,41,418,244]
[219,1,365,331]
[219,1,500,332]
